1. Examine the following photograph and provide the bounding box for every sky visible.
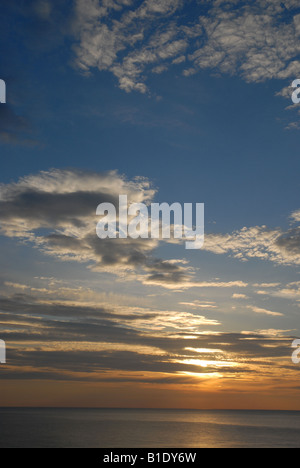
[1,0,300,410]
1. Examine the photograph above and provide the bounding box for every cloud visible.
[143,275,248,290]
[291,209,300,223]
[72,0,188,93]
[0,168,250,291]
[203,219,300,266]
[0,169,152,268]
[254,281,300,300]
[188,1,300,83]
[0,290,222,381]
[70,0,300,94]
[246,305,284,317]
[0,169,160,274]
[232,293,248,299]
[179,301,217,309]
[1,170,300,295]
[0,290,297,384]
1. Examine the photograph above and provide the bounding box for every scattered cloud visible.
[1,169,300,299]
[72,0,188,93]
[254,281,300,300]
[188,0,300,83]
[203,220,300,266]
[70,0,300,94]
[143,276,248,290]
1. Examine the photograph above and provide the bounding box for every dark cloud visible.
[145,271,189,285]
[275,227,300,255]
[0,169,194,287]
[0,190,118,223]
[0,291,297,384]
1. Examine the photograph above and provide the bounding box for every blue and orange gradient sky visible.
[1,0,300,409]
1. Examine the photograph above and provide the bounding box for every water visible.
[0,408,299,448]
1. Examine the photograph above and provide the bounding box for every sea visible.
[0,408,299,448]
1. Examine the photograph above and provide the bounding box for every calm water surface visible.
[0,408,299,448]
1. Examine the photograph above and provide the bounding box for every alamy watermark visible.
[0,340,6,364]
[0,79,6,104]
[291,79,300,104]
[96,196,205,250]
[292,339,300,364]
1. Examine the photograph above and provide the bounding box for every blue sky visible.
[1,0,300,409]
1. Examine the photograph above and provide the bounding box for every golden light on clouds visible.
[174,359,238,369]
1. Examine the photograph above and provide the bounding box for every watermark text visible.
[0,79,6,104]
[292,339,300,364]
[0,340,6,364]
[96,196,205,250]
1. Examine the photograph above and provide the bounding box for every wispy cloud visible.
[179,301,217,309]
[246,305,284,317]
[254,280,300,300]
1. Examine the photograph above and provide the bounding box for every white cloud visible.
[232,293,248,299]
[71,0,300,93]
[188,1,300,83]
[203,218,300,266]
[143,276,248,290]
[246,305,284,317]
[255,281,300,300]
[73,0,187,92]
[179,301,217,309]
[291,209,300,222]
